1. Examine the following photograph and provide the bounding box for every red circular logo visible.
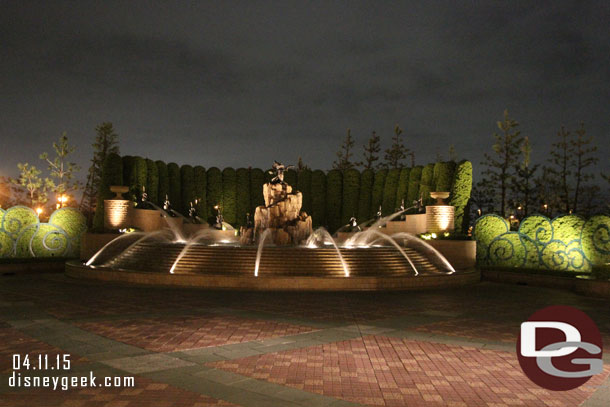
[517,305,603,391]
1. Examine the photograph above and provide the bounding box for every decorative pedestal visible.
[425,205,455,233]
[104,200,132,230]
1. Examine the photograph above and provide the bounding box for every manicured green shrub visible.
[235,168,250,227]
[145,159,159,205]
[129,156,147,202]
[0,230,12,257]
[156,161,169,205]
[406,166,423,204]
[49,208,87,242]
[518,215,553,246]
[206,167,222,222]
[297,169,312,215]
[249,168,265,215]
[418,164,435,205]
[121,155,134,187]
[167,163,181,213]
[92,153,123,231]
[325,170,342,232]
[395,168,411,209]
[193,166,207,220]
[180,165,195,215]
[541,240,588,271]
[448,160,472,233]
[311,170,326,228]
[382,168,400,215]
[581,215,610,266]
[473,214,510,264]
[222,167,237,225]
[433,161,456,193]
[357,169,374,223]
[284,169,297,188]
[1,206,39,239]
[370,169,387,219]
[551,215,585,244]
[341,169,360,225]
[15,223,70,258]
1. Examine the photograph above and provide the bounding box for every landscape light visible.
[36,207,43,216]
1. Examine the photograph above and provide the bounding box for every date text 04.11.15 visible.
[12,354,71,371]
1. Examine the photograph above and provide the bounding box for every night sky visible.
[2,1,609,184]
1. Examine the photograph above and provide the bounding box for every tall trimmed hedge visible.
[370,169,387,218]
[418,164,435,205]
[180,165,195,215]
[145,159,159,205]
[341,169,360,225]
[250,168,265,215]
[167,163,181,213]
[284,169,297,189]
[193,166,207,220]
[406,166,423,204]
[156,161,169,205]
[357,169,374,223]
[297,169,312,215]
[382,168,400,215]
[311,170,326,228]
[235,168,250,227]
[92,153,123,230]
[222,167,237,225]
[122,155,134,189]
[433,161,456,193]
[206,167,222,222]
[326,170,342,232]
[449,160,473,233]
[395,168,411,208]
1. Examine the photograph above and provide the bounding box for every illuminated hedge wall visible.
[474,213,610,272]
[0,206,87,258]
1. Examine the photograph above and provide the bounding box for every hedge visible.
[167,163,182,214]
[395,168,411,209]
[448,160,472,233]
[341,169,360,225]
[357,169,374,223]
[121,155,135,191]
[370,169,387,219]
[382,168,400,216]
[133,157,148,202]
[235,168,250,227]
[406,166,423,204]
[193,166,207,220]
[222,167,237,225]
[156,161,169,206]
[311,170,326,228]
[326,169,342,232]
[145,159,159,205]
[297,169,312,215]
[433,161,456,193]
[284,169,297,189]
[249,168,265,215]
[180,165,195,215]
[418,164,435,205]
[92,153,122,230]
[206,167,222,222]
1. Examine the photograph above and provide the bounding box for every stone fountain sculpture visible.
[242,161,312,245]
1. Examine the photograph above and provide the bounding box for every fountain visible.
[69,161,478,291]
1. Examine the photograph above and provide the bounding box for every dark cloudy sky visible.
[2,1,609,184]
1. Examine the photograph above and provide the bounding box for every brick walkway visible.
[1,273,608,406]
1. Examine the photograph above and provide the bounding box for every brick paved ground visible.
[1,273,609,406]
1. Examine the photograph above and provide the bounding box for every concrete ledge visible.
[66,261,480,291]
[0,260,67,275]
[426,240,476,270]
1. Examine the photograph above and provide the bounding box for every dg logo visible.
[517,305,604,391]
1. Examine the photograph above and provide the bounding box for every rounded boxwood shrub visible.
[325,170,342,232]
[0,230,13,257]
[418,163,435,205]
[235,168,250,228]
[297,169,312,215]
[406,166,423,205]
[206,167,222,222]
[433,161,456,193]
[357,169,374,223]
[382,168,400,216]
[284,169,297,189]
[395,168,411,209]
[193,166,207,220]
[488,232,535,268]
[474,214,510,263]
[341,169,360,225]
[49,207,87,243]
[581,215,610,266]
[518,215,553,247]
[1,206,39,239]
[541,240,589,272]
[370,169,387,219]
[311,170,326,228]
[92,153,123,230]
[222,167,237,225]
[180,165,195,215]
[249,168,265,215]
[145,158,159,205]
[167,163,182,214]
[551,215,585,244]
[448,160,472,233]
[155,161,169,206]
[15,223,70,258]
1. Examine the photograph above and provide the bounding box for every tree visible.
[12,163,51,207]
[384,124,409,169]
[333,128,356,170]
[511,136,539,217]
[40,132,81,206]
[480,110,522,217]
[81,123,119,219]
[360,131,381,169]
[571,123,598,213]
